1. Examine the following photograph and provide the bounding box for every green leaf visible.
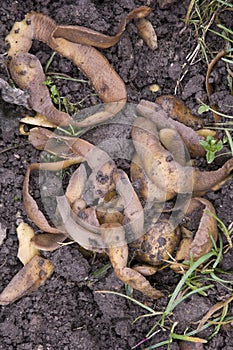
[198,104,210,114]
[215,140,223,152]
[199,140,209,149]
[50,85,59,97]
[206,135,214,142]
[206,151,215,164]
[199,136,223,163]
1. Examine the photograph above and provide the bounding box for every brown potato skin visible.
[132,117,193,194]
[6,8,152,127]
[132,117,233,195]
[130,220,180,266]
[187,198,218,260]
[156,95,204,130]
[4,8,233,303]
[101,223,164,299]
[0,256,54,306]
[136,99,206,157]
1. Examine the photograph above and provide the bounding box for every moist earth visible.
[0,1,233,349]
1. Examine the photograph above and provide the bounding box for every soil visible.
[0,1,233,350]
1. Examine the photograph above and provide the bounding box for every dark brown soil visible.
[0,1,233,349]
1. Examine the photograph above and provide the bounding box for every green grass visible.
[43,51,93,116]
[184,0,233,98]
[96,213,233,349]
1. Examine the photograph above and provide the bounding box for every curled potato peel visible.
[27,126,145,243]
[9,53,74,126]
[57,169,145,247]
[174,197,218,267]
[17,222,40,265]
[29,126,117,202]
[185,197,218,260]
[65,164,87,205]
[134,18,158,50]
[101,223,164,299]
[155,95,204,130]
[132,117,194,194]
[23,160,82,234]
[113,169,144,242]
[132,117,233,195]
[136,99,206,157]
[31,233,67,251]
[52,7,151,48]
[56,195,105,251]
[159,128,188,166]
[6,7,152,127]
[130,153,174,203]
[23,117,232,299]
[0,256,54,306]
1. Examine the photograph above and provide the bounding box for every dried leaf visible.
[17,222,39,265]
[0,255,54,305]
[197,295,233,331]
[0,77,30,108]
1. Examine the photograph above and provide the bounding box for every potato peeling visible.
[155,95,204,129]
[0,222,54,305]
[17,222,40,265]
[132,116,233,195]
[134,18,158,50]
[184,197,218,260]
[174,197,218,264]
[16,118,232,300]
[0,256,54,305]
[5,7,153,127]
[20,114,57,128]
[136,99,206,157]
[1,6,233,303]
